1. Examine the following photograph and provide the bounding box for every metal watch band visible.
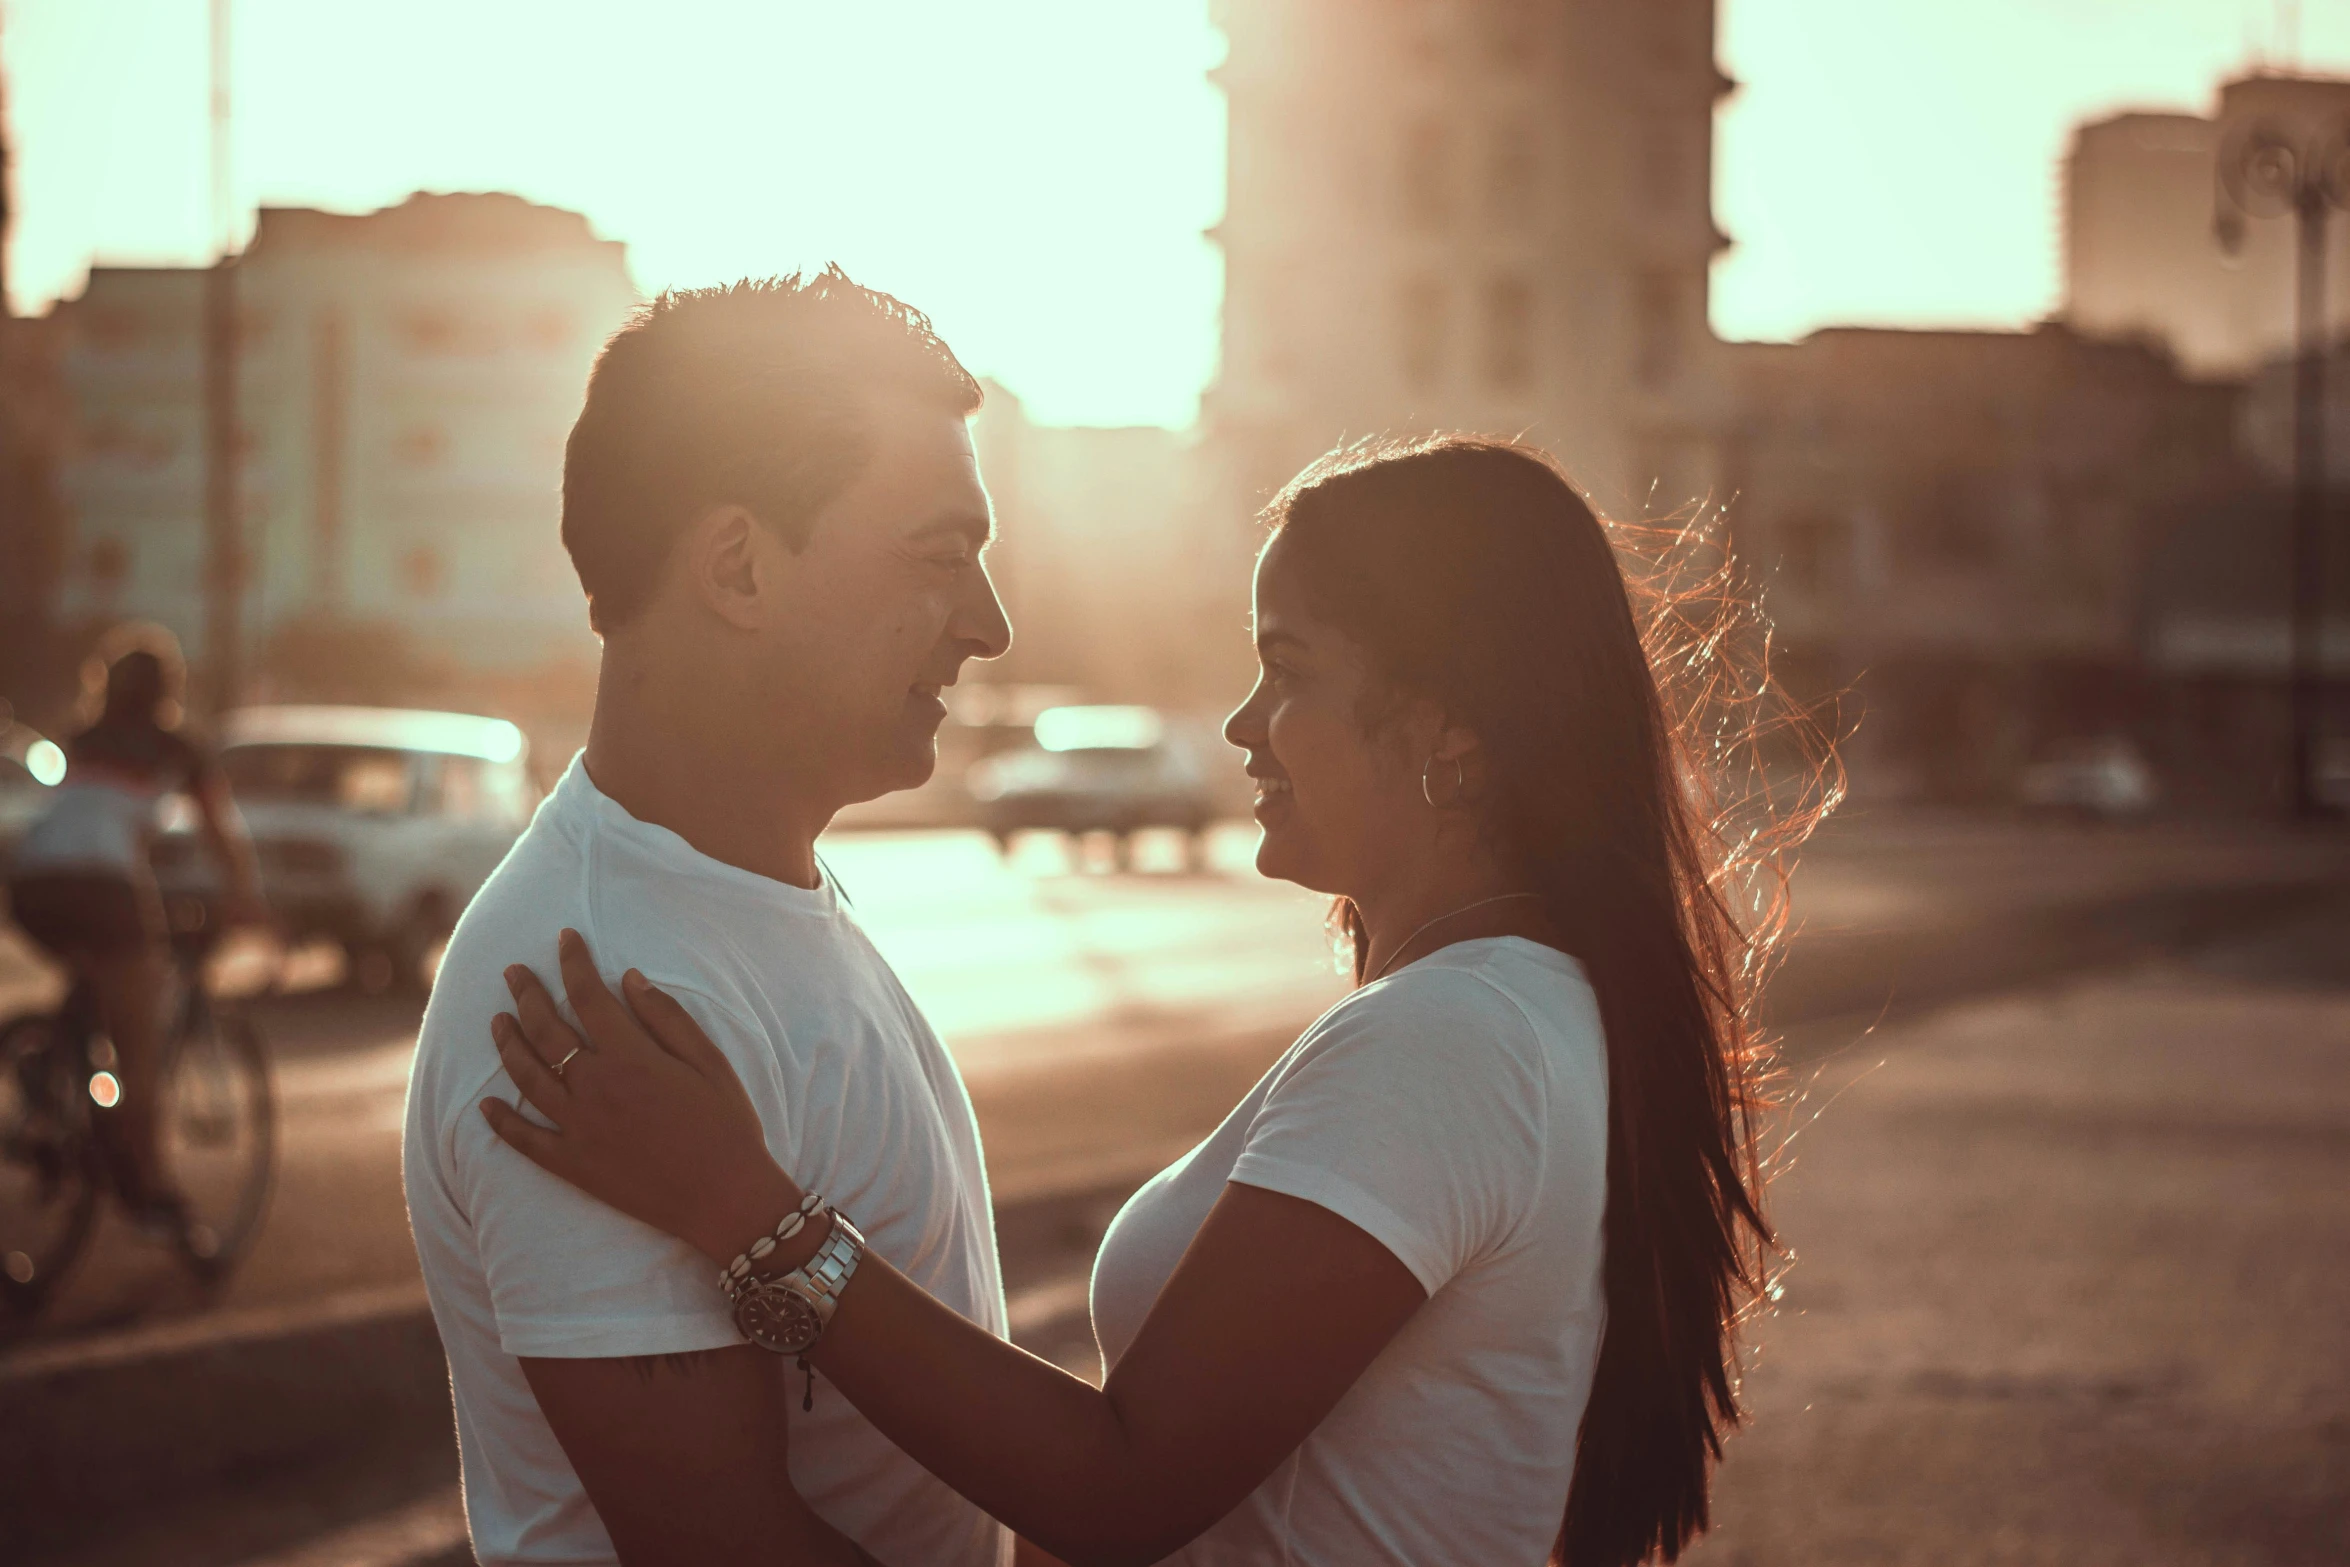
[730,1209,866,1356]
[791,1211,866,1327]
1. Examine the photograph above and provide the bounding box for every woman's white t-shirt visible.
[1089,936,1611,1566]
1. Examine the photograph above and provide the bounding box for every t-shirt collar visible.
[552,751,839,917]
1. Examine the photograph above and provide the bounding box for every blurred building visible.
[0,308,68,711]
[0,32,70,718]
[1204,0,1732,537]
[47,192,636,722]
[1723,323,2279,802]
[2067,73,2350,377]
[973,382,1224,705]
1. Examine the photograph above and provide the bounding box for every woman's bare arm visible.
[482,934,1425,1567]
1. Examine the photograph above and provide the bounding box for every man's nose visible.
[958,563,1013,662]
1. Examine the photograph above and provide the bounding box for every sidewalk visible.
[1686,894,2350,1566]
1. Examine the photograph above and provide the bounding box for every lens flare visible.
[88,1071,122,1109]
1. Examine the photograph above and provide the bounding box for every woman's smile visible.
[1250,773,1295,823]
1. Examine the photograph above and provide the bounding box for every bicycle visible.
[0,898,277,1316]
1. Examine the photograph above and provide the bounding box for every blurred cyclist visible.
[5,624,265,1224]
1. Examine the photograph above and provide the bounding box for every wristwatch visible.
[727,1210,866,1356]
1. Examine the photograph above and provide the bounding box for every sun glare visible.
[2,0,1224,426]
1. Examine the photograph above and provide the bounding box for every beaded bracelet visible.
[719,1191,824,1299]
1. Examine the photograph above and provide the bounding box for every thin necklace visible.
[1365,892,1545,984]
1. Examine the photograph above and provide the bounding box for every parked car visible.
[965,705,1215,864]
[154,705,537,991]
[0,718,67,869]
[2017,736,2159,820]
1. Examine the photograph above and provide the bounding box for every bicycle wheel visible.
[0,1012,102,1315]
[160,996,276,1285]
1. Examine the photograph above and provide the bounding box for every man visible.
[403,271,1015,1566]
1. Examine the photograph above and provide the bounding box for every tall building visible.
[1204,0,1732,535]
[2066,74,2350,377]
[49,192,638,710]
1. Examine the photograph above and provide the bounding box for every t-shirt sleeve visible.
[1227,969,1547,1296]
[446,982,777,1360]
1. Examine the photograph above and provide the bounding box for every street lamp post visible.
[2217,119,2350,818]
[201,0,242,716]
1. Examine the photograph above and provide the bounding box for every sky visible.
[2,0,2347,426]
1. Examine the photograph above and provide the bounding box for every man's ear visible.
[680,505,771,631]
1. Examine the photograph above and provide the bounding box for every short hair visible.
[561,268,983,631]
[81,620,186,726]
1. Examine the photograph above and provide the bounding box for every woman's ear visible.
[682,504,769,631]
[1431,719,1489,803]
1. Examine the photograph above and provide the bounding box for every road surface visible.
[1,811,2340,1349]
[7,811,2348,1566]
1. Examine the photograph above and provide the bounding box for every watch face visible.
[735,1280,823,1355]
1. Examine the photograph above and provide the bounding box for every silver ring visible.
[551,1045,584,1077]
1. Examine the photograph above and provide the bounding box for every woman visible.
[483,438,1811,1565]
[7,625,265,1220]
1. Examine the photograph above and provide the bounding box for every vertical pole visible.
[2291,185,2327,817]
[201,0,241,715]
[0,11,14,318]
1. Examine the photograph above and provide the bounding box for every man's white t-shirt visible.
[1089,937,1610,1567]
[403,756,1011,1567]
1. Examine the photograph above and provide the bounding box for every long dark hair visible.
[1264,436,1833,1566]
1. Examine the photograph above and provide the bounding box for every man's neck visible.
[582,646,829,890]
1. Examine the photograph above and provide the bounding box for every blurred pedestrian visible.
[486,437,1813,1566]
[5,623,266,1226]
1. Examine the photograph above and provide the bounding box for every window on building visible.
[2049,499,2114,599]
[393,424,450,469]
[1638,126,1680,204]
[525,309,575,351]
[87,537,131,590]
[1401,118,1454,230]
[1487,123,1538,227]
[401,542,447,598]
[399,310,464,355]
[1645,5,1687,64]
[89,418,178,473]
[1633,271,1679,388]
[1916,473,2003,569]
[1483,275,1535,392]
[1634,436,1707,517]
[85,307,148,353]
[1399,275,1447,391]
[1779,514,1848,596]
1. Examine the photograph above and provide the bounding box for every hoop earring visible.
[1421,754,1466,809]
